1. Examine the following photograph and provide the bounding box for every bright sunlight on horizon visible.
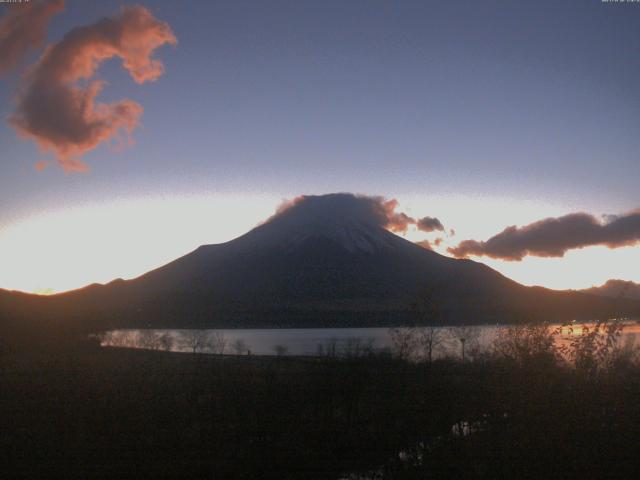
[1,193,638,294]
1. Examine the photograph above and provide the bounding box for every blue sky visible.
[0,0,639,292]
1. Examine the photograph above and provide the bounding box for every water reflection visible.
[101,322,640,359]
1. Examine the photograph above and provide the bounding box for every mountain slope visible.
[2,193,639,331]
[581,280,640,300]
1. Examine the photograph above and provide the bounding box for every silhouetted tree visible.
[559,319,625,376]
[211,332,228,354]
[492,322,559,367]
[232,338,248,355]
[274,344,288,356]
[317,337,339,358]
[416,327,445,364]
[389,327,418,361]
[158,333,174,351]
[104,330,136,348]
[408,288,447,363]
[447,326,481,362]
[343,337,375,358]
[138,330,162,350]
[178,330,212,354]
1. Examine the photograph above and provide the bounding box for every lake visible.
[102,323,640,359]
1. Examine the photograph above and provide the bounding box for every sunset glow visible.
[3,3,640,478]
[0,193,637,294]
[1,0,639,295]
[0,195,278,293]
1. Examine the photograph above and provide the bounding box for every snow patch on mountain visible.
[223,194,412,254]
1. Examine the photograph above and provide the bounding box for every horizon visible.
[5,4,640,479]
[1,1,639,294]
[1,191,638,296]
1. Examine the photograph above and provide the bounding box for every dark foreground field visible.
[2,341,640,479]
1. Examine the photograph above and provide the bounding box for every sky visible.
[0,0,639,294]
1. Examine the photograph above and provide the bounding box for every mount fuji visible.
[2,194,639,332]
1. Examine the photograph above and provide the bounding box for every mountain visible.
[2,193,639,333]
[581,280,640,301]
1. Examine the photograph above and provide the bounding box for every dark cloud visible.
[448,210,640,261]
[416,216,444,233]
[0,0,64,75]
[271,193,442,234]
[9,5,176,172]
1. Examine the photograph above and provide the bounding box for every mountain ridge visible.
[580,280,640,300]
[1,194,639,333]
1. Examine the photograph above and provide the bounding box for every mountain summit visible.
[240,194,402,254]
[2,193,639,330]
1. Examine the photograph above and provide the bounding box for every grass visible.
[2,341,640,479]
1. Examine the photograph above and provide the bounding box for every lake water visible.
[102,323,640,359]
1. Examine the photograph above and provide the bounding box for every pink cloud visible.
[9,5,176,172]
